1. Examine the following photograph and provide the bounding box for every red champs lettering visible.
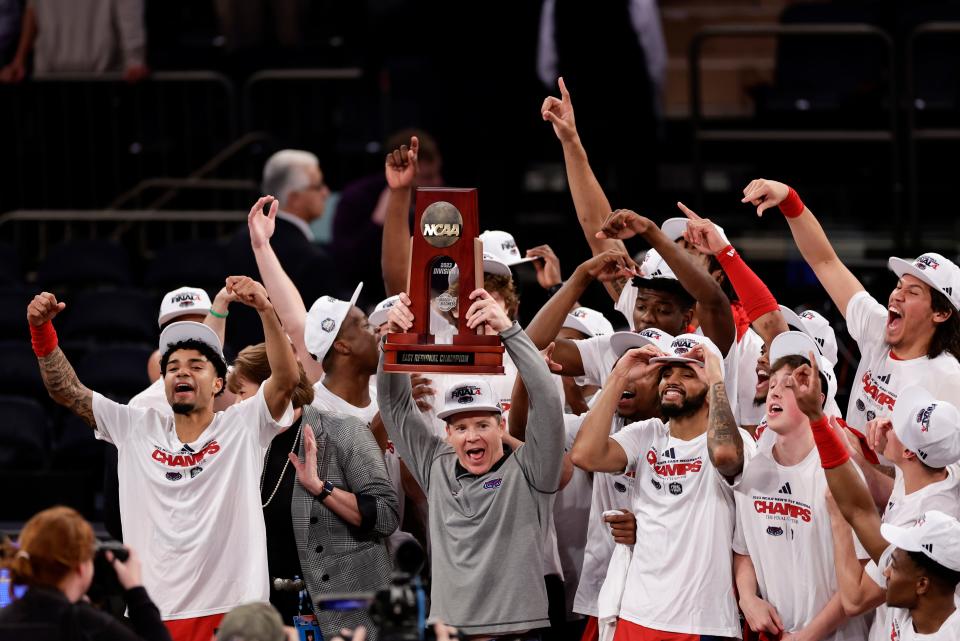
[151,441,222,468]
[753,499,812,522]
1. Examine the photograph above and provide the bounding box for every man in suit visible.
[224,150,333,352]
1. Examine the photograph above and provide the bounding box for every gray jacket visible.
[377,323,564,636]
[292,404,400,640]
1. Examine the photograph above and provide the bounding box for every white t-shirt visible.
[570,414,638,618]
[733,429,869,641]
[92,386,293,620]
[866,551,960,641]
[129,378,169,413]
[311,378,406,542]
[845,290,960,429]
[555,415,593,620]
[575,334,618,389]
[610,418,755,637]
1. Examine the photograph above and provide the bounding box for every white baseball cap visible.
[304,283,363,362]
[436,379,502,421]
[447,252,512,287]
[158,321,225,363]
[888,253,960,310]
[769,330,838,404]
[650,333,724,368]
[158,287,212,327]
[638,248,678,281]
[609,327,675,358]
[778,306,838,364]
[563,307,614,338]
[890,385,960,468]
[369,295,400,327]
[661,217,730,246]
[880,510,960,572]
[479,230,537,267]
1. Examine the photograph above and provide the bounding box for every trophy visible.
[382,188,505,374]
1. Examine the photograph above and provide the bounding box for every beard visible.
[660,387,708,419]
[171,402,196,415]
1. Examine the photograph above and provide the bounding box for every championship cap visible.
[436,379,502,421]
[661,217,729,246]
[480,230,537,267]
[158,321,225,363]
[609,327,675,358]
[637,248,677,281]
[369,295,400,328]
[650,333,724,368]
[880,510,960,572]
[447,252,512,286]
[890,385,960,468]
[778,306,838,364]
[563,307,614,338]
[304,283,363,362]
[158,287,212,327]
[769,330,838,404]
[888,253,960,310]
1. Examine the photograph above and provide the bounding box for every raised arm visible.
[203,287,236,346]
[541,78,629,300]
[227,276,299,420]
[247,195,324,383]
[381,137,419,296]
[826,489,886,616]
[524,250,638,377]
[678,202,788,346]
[598,211,736,355]
[742,179,864,318]
[701,346,745,480]
[28,293,96,428]
[790,358,887,561]
[0,5,35,83]
[570,346,661,473]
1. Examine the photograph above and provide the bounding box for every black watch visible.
[546,282,564,296]
[318,480,335,501]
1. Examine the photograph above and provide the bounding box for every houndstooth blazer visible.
[291,404,400,640]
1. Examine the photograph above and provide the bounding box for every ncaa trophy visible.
[382,188,505,374]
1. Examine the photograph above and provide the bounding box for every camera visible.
[87,540,129,609]
[368,540,427,641]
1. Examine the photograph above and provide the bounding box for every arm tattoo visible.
[38,348,97,428]
[707,381,744,477]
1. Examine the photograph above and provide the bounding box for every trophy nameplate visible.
[382,188,505,374]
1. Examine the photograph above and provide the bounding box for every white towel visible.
[596,542,633,641]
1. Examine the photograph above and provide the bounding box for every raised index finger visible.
[558,76,570,100]
[676,201,702,221]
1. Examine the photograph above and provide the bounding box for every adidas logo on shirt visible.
[778,482,792,495]
[877,373,891,385]
[662,448,676,459]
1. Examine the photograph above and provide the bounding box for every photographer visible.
[0,506,170,641]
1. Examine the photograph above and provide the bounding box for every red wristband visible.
[779,187,804,218]
[715,245,779,323]
[30,321,58,358]
[810,415,850,469]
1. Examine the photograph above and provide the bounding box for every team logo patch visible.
[165,472,183,481]
[670,337,697,355]
[190,466,203,478]
[500,239,519,256]
[916,255,940,271]
[171,293,201,306]
[766,526,784,537]
[321,318,336,333]
[452,385,482,404]
[856,399,866,412]
[614,482,627,493]
[669,482,683,496]
[640,329,661,340]
[483,478,502,490]
[916,403,936,432]
[800,311,816,319]
[651,479,662,490]
[866,411,876,421]
[572,309,589,318]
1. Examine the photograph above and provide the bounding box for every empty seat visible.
[75,345,153,402]
[37,240,133,293]
[0,396,50,470]
[58,288,156,343]
[144,240,227,295]
[0,287,32,342]
[52,414,106,471]
[0,242,21,285]
[0,341,49,401]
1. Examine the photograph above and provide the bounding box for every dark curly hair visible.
[160,339,228,397]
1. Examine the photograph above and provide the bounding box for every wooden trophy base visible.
[382,332,505,374]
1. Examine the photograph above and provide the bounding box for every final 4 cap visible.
[609,327,675,358]
[769,330,838,404]
[369,295,400,327]
[447,252,512,286]
[888,253,960,311]
[480,230,537,267]
[661,217,730,246]
[880,510,960,572]
[778,306,838,364]
[157,287,212,327]
[158,321,225,362]
[436,379,502,421]
[638,248,677,281]
[891,385,960,468]
[650,333,724,368]
[563,307,614,338]
[304,283,363,362]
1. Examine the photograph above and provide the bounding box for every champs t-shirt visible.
[845,290,960,429]
[92,386,293,620]
[733,429,869,641]
[610,418,754,637]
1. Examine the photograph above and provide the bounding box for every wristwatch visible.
[317,480,335,501]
